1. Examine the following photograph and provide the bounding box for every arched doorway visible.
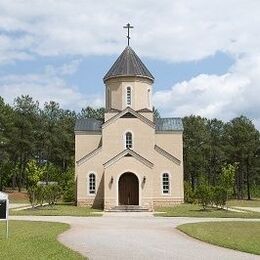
[119,172,139,205]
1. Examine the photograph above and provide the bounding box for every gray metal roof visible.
[75,117,183,132]
[75,118,102,131]
[155,118,183,131]
[103,46,154,82]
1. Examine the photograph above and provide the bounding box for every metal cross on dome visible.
[123,23,134,46]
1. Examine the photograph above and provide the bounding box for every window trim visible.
[106,87,111,109]
[123,130,134,149]
[87,172,96,196]
[126,86,132,107]
[161,172,171,195]
[147,88,151,108]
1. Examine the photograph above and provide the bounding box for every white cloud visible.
[0,1,260,126]
[0,1,259,62]
[45,59,82,76]
[153,54,260,128]
[0,61,103,110]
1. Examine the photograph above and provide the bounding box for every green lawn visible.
[155,203,260,218]
[0,221,84,259]
[178,221,260,255]
[227,199,260,207]
[10,204,102,217]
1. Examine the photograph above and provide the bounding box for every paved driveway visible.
[10,214,260,260]
[9,203,30,209]
[234,207,260,213]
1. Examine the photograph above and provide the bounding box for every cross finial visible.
[123,23,134,46]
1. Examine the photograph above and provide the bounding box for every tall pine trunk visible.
[191,174,195,191]
[0,171,2,191]
[246,157,251,200]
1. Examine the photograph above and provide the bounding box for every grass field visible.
[10,204,102,217]
[178,221,260,255]
[0,221,84,259]
[155,203,260,218]
[227,199,260,207]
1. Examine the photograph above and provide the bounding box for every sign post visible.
[0,191,9,239]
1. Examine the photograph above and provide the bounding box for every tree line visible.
[0,95,104,192]
[183,115,260,200]
[0,95,259,200]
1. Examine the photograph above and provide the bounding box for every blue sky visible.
[0,1,259,127]
[1,49,234,104]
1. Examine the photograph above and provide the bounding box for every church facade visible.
[75,46,184,211]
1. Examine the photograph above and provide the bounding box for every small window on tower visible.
[125,132,133,149]
[126,86,131,106]
[107,87,111,109]
[148,89,151,107]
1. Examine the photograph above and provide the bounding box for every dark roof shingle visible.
[155,118,183,131]
[74,118,102,131]
[75,117,183,132]
[103,46,154,82]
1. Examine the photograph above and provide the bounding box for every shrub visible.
[251,184,260,198]
[63,180,76,203]
[27,187,37,208]
[195,182,212,209]
[35,185,46,206]
[212,186,227,208]
[45,184,62,206]
[26,160,43,208]
[184,181,195,203]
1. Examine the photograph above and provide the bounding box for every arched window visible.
[125,132,133,149]
[106,87,111,109]
[89,173,96,194]
[162,173,170,194]
[147,89,151,107]
[126,86,131,106]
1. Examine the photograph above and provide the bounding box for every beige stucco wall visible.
[104,156,153,210]
[75,132,101,162]
[139,112,154,121]
[155,132,183,162]
[102,117,155,160]
[75,73,183,210]
[105,77,153,111]
[76,151,104,208]
[152,152,184,205]
[153,132,184,206]
[105,112,117,122]
[75,112,184,210]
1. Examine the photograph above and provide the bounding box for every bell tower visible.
[103,24,154,116]
[103,46,154,112]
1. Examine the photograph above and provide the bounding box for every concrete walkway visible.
[233,206,260,213]
[10,214,260,260]
[9,203,30,209]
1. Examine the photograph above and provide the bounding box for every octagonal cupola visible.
[103,46,154,83]
[104,46,154,112]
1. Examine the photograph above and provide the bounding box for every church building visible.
[75,43,184,211]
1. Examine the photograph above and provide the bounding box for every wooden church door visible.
[119,172,139,205]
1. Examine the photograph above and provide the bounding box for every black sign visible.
[0,200,7,219]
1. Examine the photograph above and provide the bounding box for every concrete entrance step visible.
[106,205,150,212]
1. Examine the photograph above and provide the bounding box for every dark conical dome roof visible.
[103,46,154,82]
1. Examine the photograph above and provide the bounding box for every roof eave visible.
[155,130,184,133]
[74,130,102,134]
[103,74,154,83]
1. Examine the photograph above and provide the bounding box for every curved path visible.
[10,214,260,260]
